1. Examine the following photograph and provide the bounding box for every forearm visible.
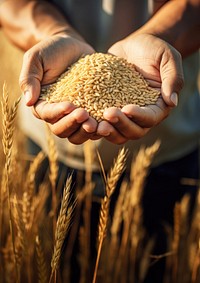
[0,0,83,51]
[133,0,200,58]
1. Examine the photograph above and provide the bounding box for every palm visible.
[32,35,94,86]
[109,34,164,88]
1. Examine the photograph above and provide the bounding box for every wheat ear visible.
[113,141,160,282]
[12,194,26,280]
[22,151,45,230]
[35,235,49,283]
[1,83,21,282]
[50,175,75,283]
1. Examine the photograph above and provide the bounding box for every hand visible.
[19,33,99,143]
[97,33,184,144]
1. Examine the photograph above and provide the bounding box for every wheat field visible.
[0,31,200,283]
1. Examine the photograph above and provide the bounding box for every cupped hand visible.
[98,33,184,144]
[97,97,169,144]
[19,33,99,143]
[32,99,98,144]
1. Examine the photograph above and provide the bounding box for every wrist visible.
[49,28,86,43]
[27,1,83,44]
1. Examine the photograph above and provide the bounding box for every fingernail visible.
[109,117,119,123]
[102,131,110,137]
[24,90,32,104]
[170,92,178,106]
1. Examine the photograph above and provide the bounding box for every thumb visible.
[160,47,184,107]
[19,50,43,106]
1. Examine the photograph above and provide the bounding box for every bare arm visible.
[134,0,200,58]
[102,0,200,144]
[0,0,97,144]
[0,0,83,50]
[0,0,196,145]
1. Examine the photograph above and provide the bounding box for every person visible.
[0,0,199,282]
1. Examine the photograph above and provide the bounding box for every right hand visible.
[96,33,184,144]
[19,33,99,144]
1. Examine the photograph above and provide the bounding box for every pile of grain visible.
[40,53,160,122]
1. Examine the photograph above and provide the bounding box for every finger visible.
[160,46,184,106]
[68,117,98,144]
[33,100,77,123]
[103,107,150,139]
[97,120,127,144]
[122,98,170,128]
[146,79,161,88]
[82,116,98,133]
[19,49,43,106]
[48,108,89,138]
[90,134,102,140]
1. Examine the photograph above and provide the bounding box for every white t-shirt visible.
[19,0,200,171]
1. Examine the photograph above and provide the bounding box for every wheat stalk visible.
[22,151,45,230]
[2,234,16,283]
[113,142,160,282]
[191,191,200,282]
[98,147,128,241]
[35,235,49,283]
[80,140,96,281]
[92,147,128,283]
[1,83,21,282]
[107,181,128,282]
[130,141,160,208]
[12,195,26,273]
[46,125,59,238]
[50,175,75,283]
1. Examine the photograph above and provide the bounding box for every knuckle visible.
[23,49,39,63]
[19,50,41,90]
[19,76,30,90]
[59,104,68,113]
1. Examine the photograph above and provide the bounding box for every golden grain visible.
[40,53,160,122]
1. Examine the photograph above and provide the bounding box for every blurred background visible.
[0,30,22,99]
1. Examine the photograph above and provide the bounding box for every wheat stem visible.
[92,147,128,283]
[35,235,49,283]
[46,125,58,239]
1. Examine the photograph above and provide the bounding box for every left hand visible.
[97,33,184,144]
[19,32,99,144]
